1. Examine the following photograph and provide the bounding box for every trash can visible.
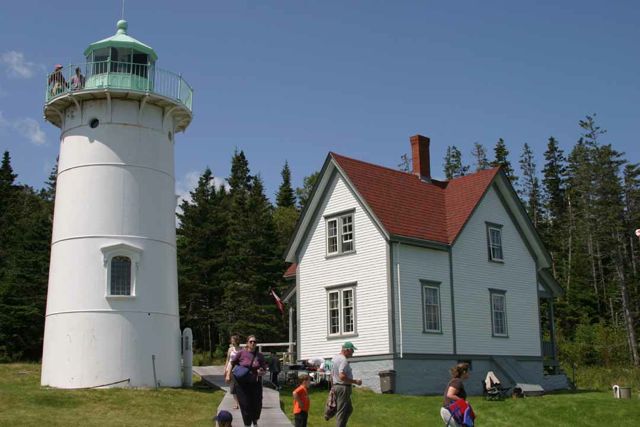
[613,385,632,399]
[619,387,632,399]
[379,370,396,394]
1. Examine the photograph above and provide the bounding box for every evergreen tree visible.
[541,137,568,285]
[214,281,283,343]
[623,163,640,277]
[0,152,17,191]
[276,161,296,208]
[490,138,517,183]
[245,175,280,293]
[40,158,58,203]
[224,151,253,284]
[590,142,639,365]
[542,137,566,224]
[223,153,287,344]
[176,168,229,354]
[296,172,319,211]
[274,163,300,254]
[564,138,598,317]
[0,151,18,282]
[443,146,469,179]
[518,143,542,227]
[471,142,490,171]
[623,163,640,323]
[0,181,52,360]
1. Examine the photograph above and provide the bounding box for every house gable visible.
[286,155,388,264]
[295,169,390,359]
[452,183,542,356]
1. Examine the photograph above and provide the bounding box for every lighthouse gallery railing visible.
[45,61,193,112]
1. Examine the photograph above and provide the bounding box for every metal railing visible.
[45,61,193,111]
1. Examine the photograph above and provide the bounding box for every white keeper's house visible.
[284,134,568,395]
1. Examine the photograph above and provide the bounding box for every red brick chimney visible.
[410,134,431,181]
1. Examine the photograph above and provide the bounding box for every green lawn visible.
[2,363,640,426]
[0,364,224,426]
[279,383,640,427]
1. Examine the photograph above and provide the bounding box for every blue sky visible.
[1,1,638,203]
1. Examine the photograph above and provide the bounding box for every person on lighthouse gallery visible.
[226,335,267,427]
[48,64,67,96]
[71,67,85,90]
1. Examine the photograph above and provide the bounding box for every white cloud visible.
[14,118,46,145]
[0,51,38,79]
[0,111,47,145]
[176,170,201,208]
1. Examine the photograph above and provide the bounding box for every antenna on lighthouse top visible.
[121,0,125,20]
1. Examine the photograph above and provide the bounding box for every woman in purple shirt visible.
[226,335,268,427]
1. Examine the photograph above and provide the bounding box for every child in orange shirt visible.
[293,373,311,427]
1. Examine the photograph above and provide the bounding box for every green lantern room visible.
[44,20,192,132]
[83,20,158,92]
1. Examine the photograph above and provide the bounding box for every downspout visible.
[396,242,404,358]
[549,298,558,365]
[449,247,457,355]
[388,240,397,358]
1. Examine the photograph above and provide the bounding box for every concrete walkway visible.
[193,366,292,427]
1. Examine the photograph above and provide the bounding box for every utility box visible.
[379,370,396,394]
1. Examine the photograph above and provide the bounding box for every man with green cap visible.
[330,341,362,426]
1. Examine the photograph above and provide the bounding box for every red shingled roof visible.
[283,263,297,279]
[331,152,500,245]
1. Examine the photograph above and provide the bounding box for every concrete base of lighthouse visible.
[41,311,181,388]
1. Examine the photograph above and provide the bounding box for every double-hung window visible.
[327,285,356,336]
[490,290,508,337]
[486,223,504,262]
[422,281,442,333]
[326,212,355,255]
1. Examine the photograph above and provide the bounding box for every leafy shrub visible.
[558,321,629,367]
[562,363,640,391]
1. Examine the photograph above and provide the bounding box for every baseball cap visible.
[343,341,357,351]
[214,410,233,422]
[55,64,63,70]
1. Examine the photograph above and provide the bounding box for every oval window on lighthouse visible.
[110,256,132,295]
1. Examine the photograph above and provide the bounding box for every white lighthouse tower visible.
[41,20,192,388]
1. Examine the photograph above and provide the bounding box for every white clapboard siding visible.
[452,186,541,356]
[394,243,454,354]
[298,173,389,359]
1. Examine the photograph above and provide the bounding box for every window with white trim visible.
[327,286,356,336]
[101,243,142,297]
[487,223,504,261]
[326,213,355,255]
[490,290,508,337]
[422,282,441,333]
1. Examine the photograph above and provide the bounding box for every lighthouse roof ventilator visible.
[41,20,193,388]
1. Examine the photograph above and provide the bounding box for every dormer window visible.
[326,211,355,256]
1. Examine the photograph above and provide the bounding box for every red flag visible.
[270,287,285,315]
